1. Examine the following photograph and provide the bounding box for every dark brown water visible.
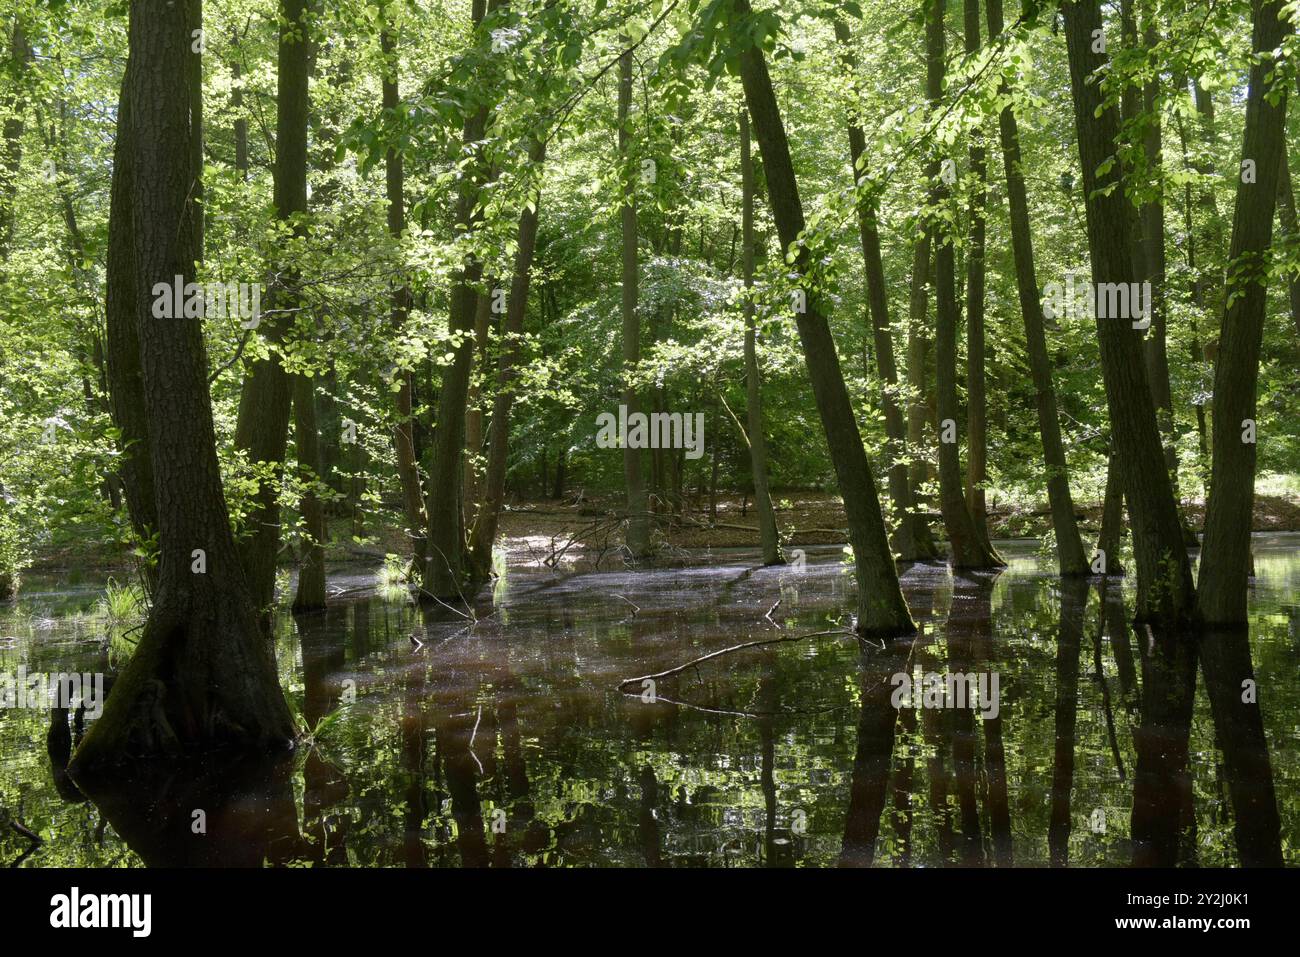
[3,536,1299,867]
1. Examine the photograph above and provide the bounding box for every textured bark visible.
[835,19,937,562]
[233,0,312,613]
[740,110,782,566]
[618,39,651,558]
[1196,0,1292,627]
[1062,0,1194,626]
[381,24,427,569]
[927,0,1002,569]
[734,0,914,637]
[986,0,1087,576]
[104,53,158,556]
[70,0,293,773]
[469,140,546,575]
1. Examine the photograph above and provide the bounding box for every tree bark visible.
[233,0,312,614]
[987,0,1087,576]
[292,372,327,611]
[1196,0,1292,627]
[835,18,937,562]
[469,140,546,575]
[619,38,652,559]
[733,0,914,637]
[927,0,1002,569]
[423,0,493,597]
[1061,0,1194,626]
[740,109,782,566]
[71,0,293,773]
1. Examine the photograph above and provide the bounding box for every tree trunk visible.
[0,19,30,260]
[464,287,493,524]
[927,0,1002,569]
[740,109,782,565]
[423,0,493,598]
[1196,0,1292,627]
[1097,447,1127,576]
[619,39,652,558]
[734,0,914,637]
[233,0,312,614]
[987,0,1087,576]
[381,23,428,571]
[469,140,546,575]
[292,372,327,611]
[1061,0,1194,627]
[71,0,294,773]
[834,18,937,562]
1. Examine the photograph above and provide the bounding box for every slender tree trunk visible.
[233,0,312,614]
[469,140,546,574]
[962,0,995,553]
[740,109,781,565]
[905,231,936,543]
[1196,0,1292,627]
[292,372,327,611]
[0,19,30,260]
[1277,153,1300,337]
[423,0,493,597]
[381,23,428,571]
[1097,447,1127,576]
[619,38,651,558]
[927,0,1002,569]
[734,0,914,637]
[1061,0,1194,627]
[987,0,1087,576]
[834,18,937,561]
[464,287,493,523]
[71,0,293,773]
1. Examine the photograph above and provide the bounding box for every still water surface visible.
[3,536,1298,866]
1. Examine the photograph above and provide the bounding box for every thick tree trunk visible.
[469,140,546,575]
[0,19,30,260]
[835,19,937,562]
[381,24,428,571]
[987,0,1087,576]
[734,0,914,637]
[1196,0,1292,627]
[739,110,782,566]
[71,0,293,773]
[104,53,158,560]
[619,40,652,558]
[233,0,312,614]
[927,0,1002,569]
[1061,0,1194,627]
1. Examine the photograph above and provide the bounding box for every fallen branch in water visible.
[616,628,857,690]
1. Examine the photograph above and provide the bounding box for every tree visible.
[732,0,914,637]
[1061,0,1194,626]
[1196,0,1293,627]
[739,107,781,565]
[71,0,293,772]
[927,0,1002,569]
[986,0,1088,576]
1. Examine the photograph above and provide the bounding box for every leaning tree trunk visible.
[927,0,1002,569]
[734,0,914,637]
[739,108,782,566]
[233,0,312,614]
[1196,0,1292,628]
[70,0,294,773]
[986,0,1087,576]
[618,39,652,558]
[1061,0,1194,627]
[834,18,937,562]
[469,140,546,576]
